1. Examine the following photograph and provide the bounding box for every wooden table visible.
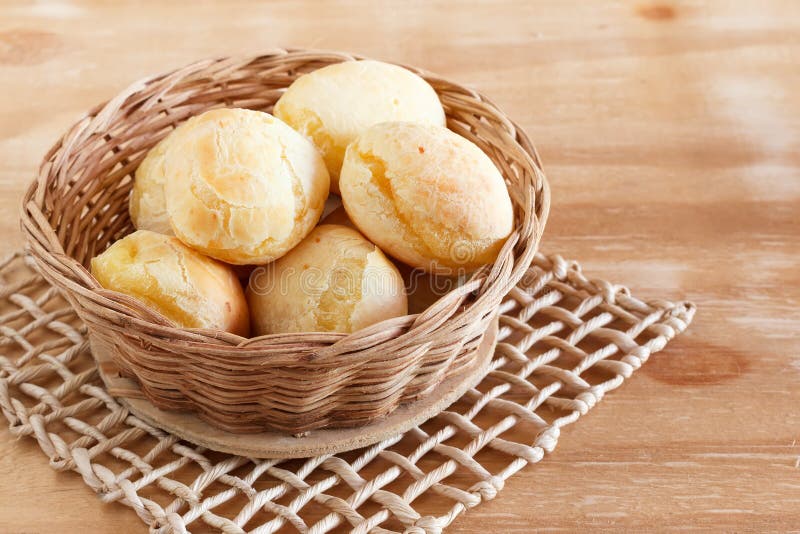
[1,1,798,531]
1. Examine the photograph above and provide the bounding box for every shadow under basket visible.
[20,49,550,435]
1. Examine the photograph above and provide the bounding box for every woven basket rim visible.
[20,49,551,353]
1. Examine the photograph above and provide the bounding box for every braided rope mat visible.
[0,250,694,533]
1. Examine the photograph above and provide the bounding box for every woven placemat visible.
[0,250,694,533]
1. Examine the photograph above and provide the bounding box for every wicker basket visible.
[20,50,550,434]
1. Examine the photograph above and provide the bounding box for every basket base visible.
[94,316,498,458]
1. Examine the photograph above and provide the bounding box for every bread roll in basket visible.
[20,50,550,434]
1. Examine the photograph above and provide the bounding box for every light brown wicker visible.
[0,250,694,533]
[19,50,550,434]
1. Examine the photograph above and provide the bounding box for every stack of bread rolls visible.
[92,60,514,337]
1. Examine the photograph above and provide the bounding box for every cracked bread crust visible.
[132,108,330,264]
[339,122,514,274]
[246,224,407,334]
[129,131,176,235]
[273,60,445,194]
[90,230,249,336]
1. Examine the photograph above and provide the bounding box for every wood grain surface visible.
[1,1,798,532]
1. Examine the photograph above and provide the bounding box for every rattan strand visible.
[0,250,694,533]
[19,50,550,433]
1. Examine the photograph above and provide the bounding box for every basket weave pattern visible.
[19,51,549,433]
[0,251,694,533]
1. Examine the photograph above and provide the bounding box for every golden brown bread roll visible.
[90,230,249,336]
[247,224,407,334]
[321,204,466,312]
[274,60,445,194]
[130,108,330,264]
[339,122,514,274]
[129,133,175,235]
